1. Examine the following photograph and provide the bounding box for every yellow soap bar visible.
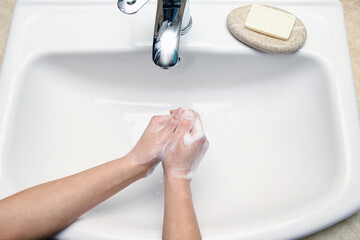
[244,5,296,40]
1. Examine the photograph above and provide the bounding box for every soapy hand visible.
[128,108,185,176]
[161,109,209,180]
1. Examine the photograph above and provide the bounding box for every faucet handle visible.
[118,0,150,14]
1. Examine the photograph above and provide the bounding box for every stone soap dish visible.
[227,5,307,53]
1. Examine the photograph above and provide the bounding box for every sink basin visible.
[1,0,360,239]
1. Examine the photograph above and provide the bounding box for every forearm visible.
[0,155,147,240]
[162,176,201,240]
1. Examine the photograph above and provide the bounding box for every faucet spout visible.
[152,0,191,69]
[118,0,191,69]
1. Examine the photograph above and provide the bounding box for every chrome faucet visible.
[118,0,192,69]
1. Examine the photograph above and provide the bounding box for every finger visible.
[149,115,172,132]
[194,111,201,122]
[170,107,184,120]
[184,111,206,145]
[192,110,202,124]
[171,110,195,144]
[157,115,172,125]
[169,107,183,115]
[161,113,180,134]
[190,118,205,137]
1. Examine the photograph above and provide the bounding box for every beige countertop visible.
[0,0,359,239]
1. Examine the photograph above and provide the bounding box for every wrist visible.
[125,153,159,178]
[164,173,191,186]
[164,174,192,201]
[163,167,194,182]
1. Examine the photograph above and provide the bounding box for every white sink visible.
[1,0,360,239]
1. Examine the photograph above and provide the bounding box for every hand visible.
[127,108,184,176]
[161,109,209,180]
